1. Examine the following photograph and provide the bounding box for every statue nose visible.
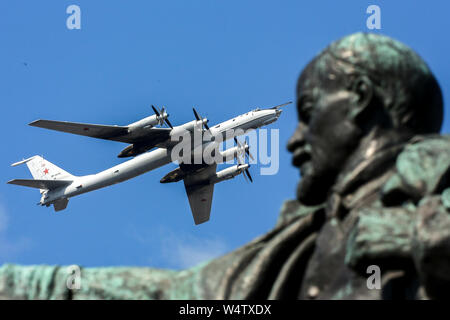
[287,122,308,152]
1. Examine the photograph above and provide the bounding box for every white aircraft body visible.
[8,103,289,224]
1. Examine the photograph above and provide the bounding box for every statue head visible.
[287,33,443,205]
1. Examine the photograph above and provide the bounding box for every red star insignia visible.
[43,168,49,175]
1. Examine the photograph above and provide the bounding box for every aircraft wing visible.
[29,120,171,144]
[183,164,216,225]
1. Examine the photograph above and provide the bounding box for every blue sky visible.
[1,1,449,269]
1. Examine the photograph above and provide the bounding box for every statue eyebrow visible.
[297,93,314,122]
[298,91,315,105]
[298,90,313,101]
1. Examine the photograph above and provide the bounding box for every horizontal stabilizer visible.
[270,101,292,109]
[7,179,72,190]
[11,156,37,167]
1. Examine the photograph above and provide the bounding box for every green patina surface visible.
[345,206,414,270]
[346,137,450,272]
[396,137,450,195]
[441,188,450,211]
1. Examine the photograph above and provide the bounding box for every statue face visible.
[288,57,363,205]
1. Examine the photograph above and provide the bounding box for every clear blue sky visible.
[1,1,449,269]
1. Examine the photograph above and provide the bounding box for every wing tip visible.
[194,217,210,225]
[28,119,42,126]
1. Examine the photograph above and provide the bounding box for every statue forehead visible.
[299,33,430,91]
[297,55,342,94]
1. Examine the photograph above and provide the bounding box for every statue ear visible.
[348,75,374,123]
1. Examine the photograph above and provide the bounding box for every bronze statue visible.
[1,32,449,299]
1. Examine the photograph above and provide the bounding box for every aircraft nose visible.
[275,109,282,117]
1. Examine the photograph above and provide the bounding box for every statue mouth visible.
[292,147,311,169]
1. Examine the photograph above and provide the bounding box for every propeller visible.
[234,137,254,161]
[152,105,173,129]
[192,107,210,131]
[234,137,253,183]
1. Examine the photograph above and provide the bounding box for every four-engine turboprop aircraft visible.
[8,102,290,224]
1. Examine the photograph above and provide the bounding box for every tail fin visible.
[9,156,74,212]
[11,155,74,181]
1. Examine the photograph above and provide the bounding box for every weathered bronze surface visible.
[1,32,449,299]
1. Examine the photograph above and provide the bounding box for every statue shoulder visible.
[381,134,450,205]
[275,199,325,229]
[345,135,450,298]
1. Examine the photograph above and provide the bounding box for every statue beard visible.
[296,162,338,206]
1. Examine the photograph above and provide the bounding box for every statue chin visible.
[296,164,335,205]
[297,178,326,206]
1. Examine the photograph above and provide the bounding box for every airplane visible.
[8,102,290,225]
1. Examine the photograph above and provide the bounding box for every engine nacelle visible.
[160,164,208,183]
[219,144,249,164]
[127,114,161,132]
[117,144,152,158]
[210,164,249,184]
[169,119,207,137]
[160,167,185,183]
[160,163,248,185]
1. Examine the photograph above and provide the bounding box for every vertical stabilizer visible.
[14,156,75,181]
[10,155,75,196]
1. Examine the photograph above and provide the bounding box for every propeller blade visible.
[193,107,210,132]
[236,153,243,165]
[234,137,244,152]
[151,105,160,116]
[234,137,243,159]
[242,170,249,183]
[245,149,254,161]
[235,139,253,183]
[165,118,173,129]
[245,169,253,183]
[193,108,201,121]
